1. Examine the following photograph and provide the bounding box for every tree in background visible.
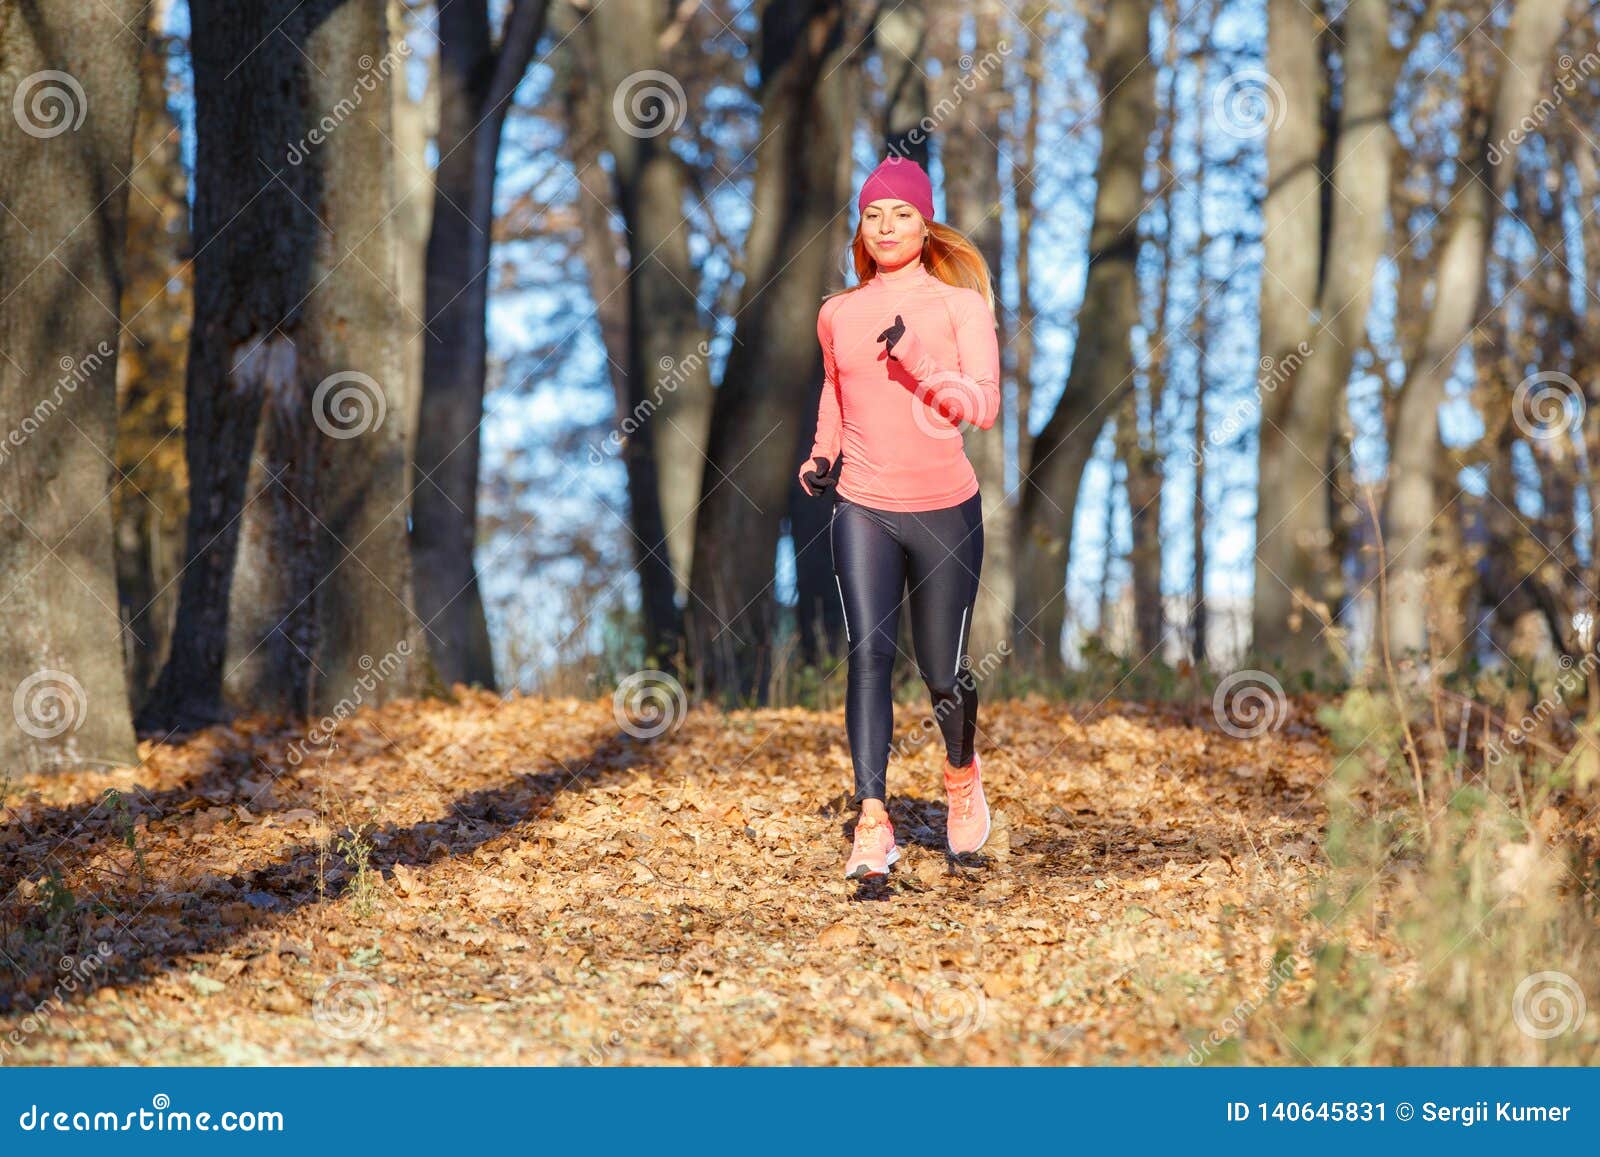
[1250,0,1408,678]
[115,0,191,711]
[936,0,1013,669]
[143,0,423,729]
[686,0,864,701]
[0,0,144,770]
[412,0,550,692]
[1381,0,1569,660]
[583,0,721,672]
[1014,0,1158,675]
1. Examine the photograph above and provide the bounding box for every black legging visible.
[830,490,984,801]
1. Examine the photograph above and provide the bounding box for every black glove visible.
[876,314,906,357]
[800,454,843,499]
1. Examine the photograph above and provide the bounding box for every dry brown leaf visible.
[816,923,859,949]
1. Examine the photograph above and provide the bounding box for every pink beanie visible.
[857,155,935,221]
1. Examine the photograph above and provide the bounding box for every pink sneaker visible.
[944,751,990,854]
[845,812,900,879]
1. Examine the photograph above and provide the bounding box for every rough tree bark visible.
[226,0,426,715]
[142,0,425,728]
[559,0,630,450]
[0,0,143,770]
[1191,290,1212,666]
[139,0,313,730]
[1116,389,1164,658]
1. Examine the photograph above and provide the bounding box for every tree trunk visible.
[115,0,190,710]
[390,0,434,501]
[1253,0,1398,678]
[560,0,631,436]
[1014,0,1156,675]
[139,0,314,730]
[145,0,425,728]
[1008,2,1045,663]
[586,0,717,670]
[1009,3,1044,479]
[1383,0,1568,657]
[412,0,548,691]
[1097,435,1120,645]
[1121,0,1184,662]
[791,159,858,671]
[936,0,1013,669]
[876,0,929,166]
[226,0,426,716]
[685,0,863,702]
[0,0,143,770]
[1191,291,1211,666]
[1118,391,1164,657]
[1187,5,1216,666]
[1251,0,1330,674]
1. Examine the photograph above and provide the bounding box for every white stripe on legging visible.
[835,574,851,643]
[952,605,968,681]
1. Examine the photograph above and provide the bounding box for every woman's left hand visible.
[876,314,906,355]
[877,313,931,377]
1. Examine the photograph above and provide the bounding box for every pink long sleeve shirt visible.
[807,262,1001,512]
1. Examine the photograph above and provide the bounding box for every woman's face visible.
[860,199,924,268]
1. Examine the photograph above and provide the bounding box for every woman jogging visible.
[796,155,1001,880]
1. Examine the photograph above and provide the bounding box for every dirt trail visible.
[0,692,1334,1064]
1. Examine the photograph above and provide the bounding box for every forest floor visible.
[0,689,1346,1065]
